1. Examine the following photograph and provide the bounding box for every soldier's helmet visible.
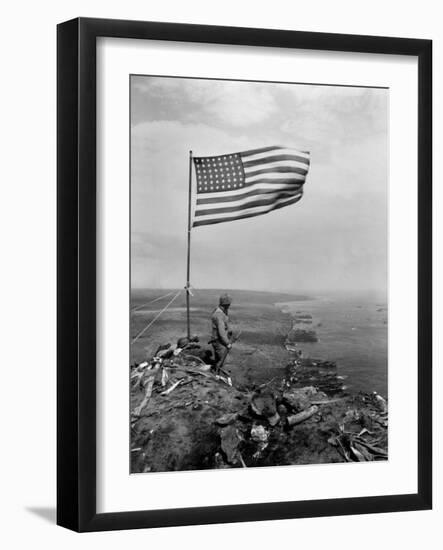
[219,293,232,306]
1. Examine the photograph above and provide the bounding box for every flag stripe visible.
[195,191,303,218]
[192,145,309,227]
[239,145,283,157]
[196,189,301,212]
[246,172,306,184]
[240,146,310,160]
[193,194,303,227]
[196,182,304,201]
[244,163,309,177]
[242,154,311,169]
[243,176,305,186]
[241,150,310,165]
[196,184,304,205]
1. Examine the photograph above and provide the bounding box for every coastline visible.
[130,289,388,473]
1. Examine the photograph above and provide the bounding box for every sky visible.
[131,75,388,295]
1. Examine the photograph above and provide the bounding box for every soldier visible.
[210,293,233,373]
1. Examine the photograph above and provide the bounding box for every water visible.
[278,294,388,397]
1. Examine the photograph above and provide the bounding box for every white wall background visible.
[0,0,440,547]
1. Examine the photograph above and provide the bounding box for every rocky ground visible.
[130,333,388,473]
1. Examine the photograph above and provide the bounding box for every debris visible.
[250,424,269,444]
[354,438,388,458]
[283,388,313,412]
[132,376,155,417]
[372,392,388,414]
[250,424,269,458]
[238,451,247,468]
[343,409,360,424]
[160,378,184,396]
[198,364,212,372]
[214,452,229,469]
[268,412,281,426]
[287,405,319,427]
[349,443,366,462]
[173,366,214,379]
[285,344,299,353]
[250,388,277,419]
[215,412,239,426]
[311,397,347,405]
[351,441,373,461]
[328,423,388,462]
[215,373,233,386]
[130,330,388,473]
[153,343,173,358]
[220,424,242,464]
[161,368,169,387]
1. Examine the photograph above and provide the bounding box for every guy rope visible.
[131,289,182,344]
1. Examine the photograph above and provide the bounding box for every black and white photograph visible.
[0,0,436,542]
[130,75,389,473]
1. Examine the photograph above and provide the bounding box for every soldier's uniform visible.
[210,294,232,372]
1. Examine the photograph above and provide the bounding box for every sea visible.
[278,293,388,398]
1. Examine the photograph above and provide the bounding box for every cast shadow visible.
[26,506,56,524]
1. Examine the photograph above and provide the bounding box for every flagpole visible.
[186,150,193,339]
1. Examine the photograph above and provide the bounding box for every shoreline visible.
[130,290,388,473]
[274,295,388,398]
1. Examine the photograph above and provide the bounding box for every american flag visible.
[192,146,310,228]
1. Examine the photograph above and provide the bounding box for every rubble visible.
[250,388,277,418]
[215,412,238,426]
[283,387,318,411]
[250,424,269,457]
[284,357,347,396]
[287,405,319,426]
[220,424,243,464]
[130,328,388,472]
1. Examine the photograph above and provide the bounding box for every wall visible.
[0,1,440,548]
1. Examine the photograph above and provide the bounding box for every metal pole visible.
[186,150,193,339]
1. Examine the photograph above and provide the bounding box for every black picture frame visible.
[57,17,432,532]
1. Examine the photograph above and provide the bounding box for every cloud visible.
[132,77,277,127]
[130,79,388,293]
[131,119,254,242]
[280,86,388,158]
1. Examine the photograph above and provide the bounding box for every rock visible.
[215,412,239,426]
[220,424,242,464]
[268,412,281,426]
[287,405,319,427]
[283,387,318,412]
[372,392,388,414]
[214,452,229,469]
[283,390,310,411]
[285,344,299,353]
[182,344,213,364]
[343,409,360,424]
[250,388,277,418]
[250,424,269,444]
[250,424,269,458]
